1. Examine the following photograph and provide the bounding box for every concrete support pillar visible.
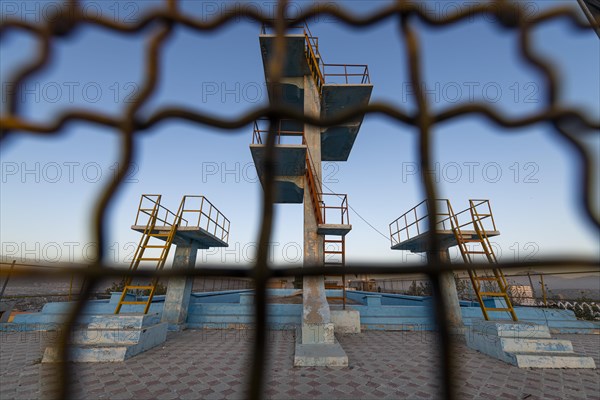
[161,241,199,330]
[302,74,333,344]
[427,249,464,333]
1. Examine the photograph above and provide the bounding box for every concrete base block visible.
[42,316,168,363]
[72,321,167,345]
[514,353,596,369]
[167,323,187,332]
[331,310,361,334]
[466,320,596,369]
[294,333,348,367]
[301,322,334,344]
[87,313,161,330]
[469,320,552,339]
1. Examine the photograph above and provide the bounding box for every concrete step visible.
[43,344,129,362]
[71,322,166,345]
[42,321,167,363]
[513,352,596,369]
[470,321,551,338]
[466,321,596,369]
[500,338,574,353]
[86,313,160,330]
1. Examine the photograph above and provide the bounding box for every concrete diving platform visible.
[132,225,229,249]
[265,81,304,112]
[250,144,307,204]
[317,224,352,236]
[259,34,312,78]
[391,230,500,253]
[321,84,373,161]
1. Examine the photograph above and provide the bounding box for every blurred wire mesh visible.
[0,1,599,399]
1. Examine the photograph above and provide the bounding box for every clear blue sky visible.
[1,0,598,267]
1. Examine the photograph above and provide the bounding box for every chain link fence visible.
[1,1,599,399]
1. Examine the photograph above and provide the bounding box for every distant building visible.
[509,285,537,306]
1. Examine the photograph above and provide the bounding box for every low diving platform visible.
[391,230,500,253]
[132,195,230,249]
[317,224,352,236]
[389,199,499,253]
[132,225,229,249]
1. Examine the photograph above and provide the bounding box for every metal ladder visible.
[114,195,181,315]
[449,200,517,321]
[323,236,346,309]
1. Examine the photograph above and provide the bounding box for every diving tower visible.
[250,21,371,366]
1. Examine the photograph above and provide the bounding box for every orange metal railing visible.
[305,146,350,226]
[322,63,370,84]
[305,151,324,225]
[252,118,304,145]
[320,193,350,225]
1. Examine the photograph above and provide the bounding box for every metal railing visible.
[389,199,452,246]
[441,199,498,236]
[322,63,371,84]
[133,194,188,228]
[389,199,497,247]
[260,21,372,90]
[261,20,324,92]
[177,195,231,243]
[252,118,304,145]
[320,193,350,225]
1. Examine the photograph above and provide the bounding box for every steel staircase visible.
[305,151,324,225]
[114,195,182,315]
[449,200,517,321]
[305,148,348,308]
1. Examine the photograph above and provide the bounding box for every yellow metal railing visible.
[389,199,498,247]
[134,194,188,228]
[177,195,231,243]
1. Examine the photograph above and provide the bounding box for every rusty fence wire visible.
[1,1,600,399]
[356,270,599,312]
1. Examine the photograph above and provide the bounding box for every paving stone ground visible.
[0,329,598,399]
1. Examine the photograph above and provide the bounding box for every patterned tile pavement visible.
[1,329,598,399]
